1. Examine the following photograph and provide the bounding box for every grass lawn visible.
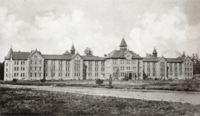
[1,79,200,92]
[0,87,200,115]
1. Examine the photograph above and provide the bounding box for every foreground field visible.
[1,79,200,92]
[0,87,200,115]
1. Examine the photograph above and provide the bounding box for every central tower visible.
[119,38,127,50]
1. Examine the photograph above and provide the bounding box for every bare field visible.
[0,87,200,115]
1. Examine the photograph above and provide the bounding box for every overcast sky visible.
[0,0,200,62]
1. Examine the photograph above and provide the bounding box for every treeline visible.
[0,62,4,80]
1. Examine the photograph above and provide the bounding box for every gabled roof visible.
[82,56,105,61]
[165,58,183,63]
[28,50,44,59]
[63,50,70,55]
[106,49,142,59]
[11,51,30,60]
[5,48,13,60]
[183,56,192,62]
[42,54,72,60]
[143,57,160,62]
[119,38,127,47]
[72,52,83,59]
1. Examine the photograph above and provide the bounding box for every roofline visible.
[105,57,143,59]
[44,59,72,60]
[83,60,105,61]
[143,61,158,62]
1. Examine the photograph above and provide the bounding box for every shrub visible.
[12,78,17,82]
[96,79,104,86]
[40,79,46,83]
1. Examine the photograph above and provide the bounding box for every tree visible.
[191,53,200,74]
[0,62,4,80]
[84,47,93,56]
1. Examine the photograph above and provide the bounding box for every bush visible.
[12,78,17,82]
[40,79,46,83]
[96,79,104,86]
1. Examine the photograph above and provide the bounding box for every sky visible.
[0,0,200,62]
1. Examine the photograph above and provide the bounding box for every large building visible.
[4,38,193,81]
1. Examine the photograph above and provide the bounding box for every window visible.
[66,67,70,71]
[35,66,37,70]
[39,67,41,70]
[59,67,62,71]
[127,60,130,64]
[35,73,37,77]
[101,67,104,71]
[89,67,92,71]
[147,62,150,67]
[127,66,130,70]
[6,68,8,72]
[40,60,42,64]
[121,59,125,64]
[51,73,55,77]
[132,60,136,64]
[121,66,124,70]
[30,73,32,77]
[95,67,98,71]
[95,61,98,66]
[121,73,125,76]
[95,73,98,77]
[89,61,92,66]
[6,63,8,66]
[66,73,69,77]
[66,61,70,65]
[101,61,104,66]
[59,61,62,65]
[113,60,117,64]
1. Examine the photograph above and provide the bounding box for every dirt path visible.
[1,84,200,105]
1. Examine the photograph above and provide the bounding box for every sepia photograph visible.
[0,0,200,115]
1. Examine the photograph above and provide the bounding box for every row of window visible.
[14,73,25,77]
[14,67,25,71]
[113,66,137,71]
[120,73,141,77]
[51,61,70,65]
[88,73,99,77]
[30,66,42,70]
[30,73,42,77]
[88,67,105,71]
[30,60,42,64]
[113,59,138,65]
[88,61,105,66]
[14,61,25,65]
